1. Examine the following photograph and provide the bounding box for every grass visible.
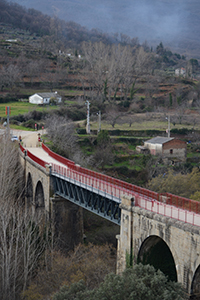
[0,102,58,118]
[89,121,197,131]
[10,124,34,130]
[187,152,200,158]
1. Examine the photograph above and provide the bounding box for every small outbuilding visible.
[29,92,62,104]
[136,146,150,154]
[143,136,187,160]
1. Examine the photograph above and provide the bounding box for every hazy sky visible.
[12,0,195,48]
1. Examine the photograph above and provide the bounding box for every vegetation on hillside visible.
[148,167,200,200]
[0,0,123,50]
[22,243,116,299]
[52,264,186,300]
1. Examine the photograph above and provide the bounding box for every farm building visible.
[29,92,62,104]
[143,136,187,161]
[175,67,186,77]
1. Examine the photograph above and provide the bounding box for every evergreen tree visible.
[53,264,186,300]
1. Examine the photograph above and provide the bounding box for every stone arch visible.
[191,265,200,299]
[26,172,33,211]
[35,181,45,208]
[35,181,45,221]
[137,235,177,282]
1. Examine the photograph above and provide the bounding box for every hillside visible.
[0,0,199,131]
[11,0,200,59]
[0,0,117,52]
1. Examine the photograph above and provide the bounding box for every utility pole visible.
[5,106,10,137]
[168,114,170,138]
[85,100,90,134]
[166,115,170,138]
[97,110,101,133]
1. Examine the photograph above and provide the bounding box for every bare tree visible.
[108,44,136,101]
[0,137,48,300]
[45,115,79,160]
[0,136,23,202]
[174,104,187,124]
[82,41,110,102]
[81,42,148,103]
[0,205,47,300]
[105,107,121,128]
[93,131,114,168]
[135,46,152,76]
[144,75,160,107]
[0,64,20,91]
[119,113,142,128]
[26,59,45,86]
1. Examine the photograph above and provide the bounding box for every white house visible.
[29,92,62,104]
[175,68,186,77]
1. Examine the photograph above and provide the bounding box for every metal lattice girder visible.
[52,175,121,225]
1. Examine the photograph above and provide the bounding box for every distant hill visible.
[0,0,119,51]
[10,0,200,59]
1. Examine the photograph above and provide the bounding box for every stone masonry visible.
[117,195,200,295]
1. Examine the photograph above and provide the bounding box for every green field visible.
[89,120,197,132]
[0,102,58,118]
[1,101,199,133]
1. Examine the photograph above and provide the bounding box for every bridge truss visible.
[20,143,200,227]
[52,174,121,225]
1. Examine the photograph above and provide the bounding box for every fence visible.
[20,143,200,226]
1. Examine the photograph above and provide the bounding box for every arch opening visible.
[35,181,45,209]
[35,181,45,221]
[26,173,33,211]
[191,265,200,299]
[137,235,177,282]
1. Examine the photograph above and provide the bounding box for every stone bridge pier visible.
[19,151,83,252]
[117,195,200,298]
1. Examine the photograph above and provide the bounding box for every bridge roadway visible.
[23,144,200,227]
[25,144,122,223]
[26,147,69,168]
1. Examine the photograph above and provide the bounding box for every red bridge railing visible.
[42,143,159,201]
[20,143,200,226]
[161,193,200,215]
[42,143,75,168]
[50,162,200,226]
[19,144,25,153]
[26,149,47,169]
[51,162,128,199]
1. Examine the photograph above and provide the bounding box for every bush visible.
[10,114,26,123]
[76,128,87,134]
[171,128,191,135]
[22,119,36,129]
[66,108,86,121]
[24,110,46,121]
[53,264,186,300]
[118,100,131,108]
[55,106,86,121]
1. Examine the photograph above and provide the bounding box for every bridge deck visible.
[26,147,69,168]
[21,144,200,227]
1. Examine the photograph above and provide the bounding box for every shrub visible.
[52,264,186,300]
[22,119,36,129]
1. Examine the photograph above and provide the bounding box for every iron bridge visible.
[51,173,121,225]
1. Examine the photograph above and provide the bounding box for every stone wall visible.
[25,156,51,213]
[50,196,84,252]
[117,195,200,294]
[20,152,84,252]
